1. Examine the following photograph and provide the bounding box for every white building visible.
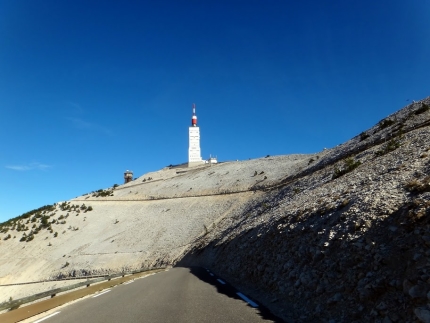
[188,104,205,167]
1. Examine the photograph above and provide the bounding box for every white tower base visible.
[188,126,204,167]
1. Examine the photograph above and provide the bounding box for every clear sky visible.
[1,0,429,222]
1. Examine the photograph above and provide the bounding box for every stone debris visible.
[179,97,430,322]
[0,97,429,322]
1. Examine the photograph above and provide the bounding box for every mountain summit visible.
[1,97,430,322]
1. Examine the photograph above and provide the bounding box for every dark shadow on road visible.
[174,266,285,322]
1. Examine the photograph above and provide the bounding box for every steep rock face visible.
[178,98,430,322]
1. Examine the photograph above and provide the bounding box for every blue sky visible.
[1,0,429,222]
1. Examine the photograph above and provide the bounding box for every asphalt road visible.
[31,267,282,323]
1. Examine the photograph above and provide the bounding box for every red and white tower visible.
[191,103,197,126]
[188,103,203,167]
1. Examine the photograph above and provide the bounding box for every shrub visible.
[375,139,401,156]
[41,216,50,228]
[378,119,395,130]
[340,199,350,208]
[332,157,362,179]
[87,206,93,211]
[1,205,55,227]
[54,232,58,237]
[92,189,114,197]
[415,103,429,115]
[359,132,370,141]
[405,176,430,193]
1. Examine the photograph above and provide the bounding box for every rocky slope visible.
[179,98,430,322]
[0,153,317,303]
[1,97,430,322]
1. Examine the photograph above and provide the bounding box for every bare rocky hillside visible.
[179,97,430,322]
[1,97,430,322]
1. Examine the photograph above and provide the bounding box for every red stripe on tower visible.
[191,103,197,126]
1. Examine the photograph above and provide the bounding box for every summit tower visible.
[188,103,203,167]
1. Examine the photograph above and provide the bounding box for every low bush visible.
[415,103,429,115]
[332,157,362,179]
[359,132,370,141]
[378,119,395,130]
[92,189,114,197]
[375,139,401,156]
[405,176,430,193]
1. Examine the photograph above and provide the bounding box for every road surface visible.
[31,267,282,322]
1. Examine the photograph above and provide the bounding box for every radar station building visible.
[124,170,133,183]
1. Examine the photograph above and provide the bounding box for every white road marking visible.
[236,292,259,308]
[217,279,226,285]
[124,281,134,285]
[33,312,60,322]
[209,273,214,276]
[92,289,111,298]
